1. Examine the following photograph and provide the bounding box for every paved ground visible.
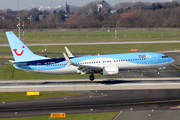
[1,90,180,118]
[1,77,180,92]
[1,52,180,92]
[1,50,180,119]
[115,110,180,120]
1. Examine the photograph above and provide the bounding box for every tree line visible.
[1,1,180,29]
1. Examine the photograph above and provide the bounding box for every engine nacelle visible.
[77,70,86,75]
[77,70,81,74]
[102,67,119,76]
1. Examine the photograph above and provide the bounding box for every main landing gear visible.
[89,74,95,81]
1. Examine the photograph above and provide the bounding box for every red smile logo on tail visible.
[13,46,25,56]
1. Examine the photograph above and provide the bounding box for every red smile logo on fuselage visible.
[13,46,25,56]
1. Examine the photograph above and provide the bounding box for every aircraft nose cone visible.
[169,58,175,63]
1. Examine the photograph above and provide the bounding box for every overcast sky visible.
[0,0,169,11]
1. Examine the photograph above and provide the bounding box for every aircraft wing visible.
[63,53,103,70]
[64,47,74,57]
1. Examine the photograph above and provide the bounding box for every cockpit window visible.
[162,56,168,58]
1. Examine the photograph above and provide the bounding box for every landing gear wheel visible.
[157,71,160,75]
[89,74,95,81]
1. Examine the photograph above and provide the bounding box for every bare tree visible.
[80,1,98,14]
[113,2,135,10]
[131,2,151,10]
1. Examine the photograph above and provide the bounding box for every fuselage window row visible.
[46,58,147,67]
[114,58,146,62]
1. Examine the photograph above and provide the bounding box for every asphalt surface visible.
[2,77,180,92]
[1,50,180,118]
[115,110,180,120]
[1,89,180,118]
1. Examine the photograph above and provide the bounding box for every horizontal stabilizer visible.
[9,60,28,66]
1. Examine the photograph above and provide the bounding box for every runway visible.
[1,89,180,118]
[1,78,180,92]
[1,51,180,92]
[1,49,180,118]
[1,40,180,46]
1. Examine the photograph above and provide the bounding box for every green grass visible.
[0,112,118,120]
[0,43,180,80]
[0,30,180,44]
[0,92,84,102]
[0,66,119,80]
[1,30,180,80]
[1,43,180,54]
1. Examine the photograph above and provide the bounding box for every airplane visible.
[6,31,175,81]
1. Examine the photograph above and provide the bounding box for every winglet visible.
[64,47,74,57]
[63,52,72,64]
[63,53,77,66]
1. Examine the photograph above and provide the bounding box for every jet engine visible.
[102,67,119,76]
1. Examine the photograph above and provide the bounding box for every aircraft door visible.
[153,55,157,63]
[37,63,41,71]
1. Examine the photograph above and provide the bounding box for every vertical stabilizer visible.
[6,31,50,62]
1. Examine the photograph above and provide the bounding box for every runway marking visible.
[171,64,180,70]
[1,99,180,112]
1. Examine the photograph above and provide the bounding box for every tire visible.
[89,74,94,81]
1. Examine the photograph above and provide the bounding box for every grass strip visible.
[0,43,180,54]
[0,43,179,80]
[0,92,84,102]
[0,30,180,44]
[0,66,119,80]
[0,112,118,120]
